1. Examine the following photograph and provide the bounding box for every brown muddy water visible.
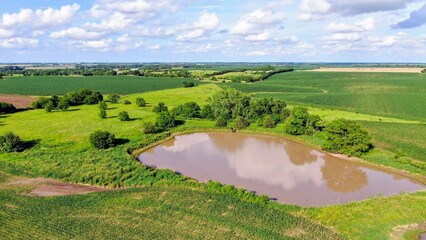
[138,133,425,206]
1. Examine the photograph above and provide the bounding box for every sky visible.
[0,0,426,63]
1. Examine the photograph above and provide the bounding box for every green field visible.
[223,71,426,121]
[0,75,425,239]
[0,76,199,95]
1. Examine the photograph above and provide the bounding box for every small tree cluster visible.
[172,102,201,118]
[142,122,157,134]
[89,131,116,149]
[108,94,120,103]
[182,81,195,88]
[136,97,146,107]
[0,102,16,114]
[155,111,177,130]
[123,100,131,105]
[234,116,249,130]
[99,101,108,119]
[63,89,103,105]
[284,107,323,135]
[153,102,168,113]
[118,111,131,121]
[0,132,24,153]
[321,118,372,157]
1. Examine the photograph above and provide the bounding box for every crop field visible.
[0,76,200,95]
[223,71,426,121]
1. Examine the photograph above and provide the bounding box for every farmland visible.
[0,72,425,239]
[0,76,199,95]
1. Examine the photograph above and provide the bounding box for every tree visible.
[210,89,251,120]
[283,107,310,135]
[153,102,168,113]
[172,102,201,118]
[118,111,131,121]
[215,116,228,127]
[321,118,372,157]
[200,104,215,120]
[123,100,131,105]
[155,111,176,130]
[142,122,157,134]
[99,108,107,119]
[0,102,16,114]
[89,131,116,149]
[263,115,275,128]
[136,97,146,107]
[0,132,24,153]
[44,100,54,113]
[234,116,249,130]
[57,97,70,111]
[108,94,120,104]
[99,101,108,110]
[0,73,3,79]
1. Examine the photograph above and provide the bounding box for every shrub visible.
[182,81,195,88]
[422,69,426,73]
[123,100,131,105]
[57,97,70,111]
[0,132,24,153]
[153,102,168,113]
[172,102,201,118]
[31,97,50,109]
[284,107,310,135]
[321,118,373,157]
[0,102,16,114]
[263,115,275,128]
[155,111,176,130]
[234,116,249,130]
[108,94,120,104]
[118,111,131,121]
[99,101,108,110]
[200,104,215,120]
[136,97,146,107]
[99,108,107,119]
[89,131,116,149]
[44,100,53,113]
[142,122,157,134]
[215,116,228,127]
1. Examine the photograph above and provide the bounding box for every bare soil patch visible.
[6,177,106,197]
[310,68,423,73]
[0,94,36,108]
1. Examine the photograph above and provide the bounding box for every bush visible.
[136,97,146,107]
[44,100,53,113]
[57,97,70,111]
[321,118,373,157]
[172,102,201,118]
[0,132,24,153]
[0,102,16,114]
[108,94,120,104]
[118,111,131,121]
[200,104,215,120]
[155,111,176,130]
[422,69,426,73]
[234,116,249,130]
[182,81,195,88]
[263,115,275,128]
[283,107,309,135]
[99,101,108,110]
[99,108,107,119]
[215,116,228,127]
[153,102,168,113]
[89,131,116,149]
[31,97,50,109]
[123,100,131,105]
[142,122,157,134]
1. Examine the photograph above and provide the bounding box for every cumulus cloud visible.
[0,4,80,28]
[327,17,375,33]
[176,12,220,41]
[0,37,39,48]
[50,27,105,40]
[230,8,285,35]
[393,4,426,28]
[245,50,267,56]
[299,0,417,20]
[73,38,112,51]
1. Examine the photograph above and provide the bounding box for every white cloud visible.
[117,34,130,42]
[327,17,375,32]
[244,32,271,41]
[50,27,105,40]
[176,12,219,41]
[246,50,267,56]
[85,13,132,32]
[0,37,39,48]
[176,29,205,41]
[1,4,80,28]
[230,8,285,35]
[74,38,112,50]
[147,44,161,50]
[0,28,15,38]
[194,12,219,30]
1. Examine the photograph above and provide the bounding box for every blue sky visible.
[1,0,426,62]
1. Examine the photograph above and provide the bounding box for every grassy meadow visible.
[0,75,200,95]
[0,73,425,239]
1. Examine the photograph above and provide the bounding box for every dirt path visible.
[4,177,106,197]
[0,94,37,108]
[309,68,424,73]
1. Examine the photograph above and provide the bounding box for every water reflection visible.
[139,133,425,206]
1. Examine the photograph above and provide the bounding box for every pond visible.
[138,132,425,206]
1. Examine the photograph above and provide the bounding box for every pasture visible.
[0,76,199,95]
